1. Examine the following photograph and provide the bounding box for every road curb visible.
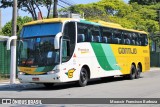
[149,67,160,72]
[0,83,43,89]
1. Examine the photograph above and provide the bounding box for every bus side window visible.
[77,23,89,42]
[129,33,134,45]
[123,31,130,45]
[121,31,125,44]
[113,29,122,44]
[138,34,142,46]
[145,35,148,46]
[63,22,76,61]
[102,27,112,44]
[94,36,101,42]
[62,39,70,62]
[91,26,101,43]
[77,34,85,42]
[134,33,139,46]
[132,33,137,45]
[103,36,108,43]
[140,34,148,46]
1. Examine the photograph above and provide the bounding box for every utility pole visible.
[158,10,160,32]
[0,9,1,31]
[53,0,58,18]
[10,0,17,84]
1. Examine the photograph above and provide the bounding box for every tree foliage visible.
[59,0,160,46]
[60,0,159,33]
[2,16,32,36]
[0,0,52,20]
[129,0,160,5]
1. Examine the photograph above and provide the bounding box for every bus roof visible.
[24,18,148,34]
[24,18,76,26]
[92,20,148,34]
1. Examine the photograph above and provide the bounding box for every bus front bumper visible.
[18,74,62,83]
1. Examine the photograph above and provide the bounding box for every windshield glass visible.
[21,23,62,38]
[18,37,59,67]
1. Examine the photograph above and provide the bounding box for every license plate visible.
[32,77,39,81]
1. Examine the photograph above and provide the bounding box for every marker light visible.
[18,72,25,75]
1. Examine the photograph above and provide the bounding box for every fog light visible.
[47,69,60,75]
[47,71,55,74]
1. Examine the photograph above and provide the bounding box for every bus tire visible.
[43,83,54,88]
[77,68,88,87]
[129,65,136,80]
[135,65,141,79]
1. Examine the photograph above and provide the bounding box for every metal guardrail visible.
[0,41,10,79]
[0,36,17,83]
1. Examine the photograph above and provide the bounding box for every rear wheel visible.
[43,83,54,88]
[77,68,88,87]
[128,65,136,80]
[135,65,141,79]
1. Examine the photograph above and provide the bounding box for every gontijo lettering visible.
[118,48,137,54]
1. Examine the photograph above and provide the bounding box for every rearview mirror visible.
[54,32,62,49]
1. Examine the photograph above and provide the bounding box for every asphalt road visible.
[0,69,160,107]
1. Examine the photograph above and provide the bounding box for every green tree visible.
[129,0,160,5]
[60,0,159,34]
[0,0,52,20]
[2,16,32,36]
[60,0,131,21]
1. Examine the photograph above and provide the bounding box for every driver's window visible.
[62,39,70,62]
[20,41,28,59]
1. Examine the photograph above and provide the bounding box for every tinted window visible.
[113,29,122,44]
[140,34,148,46]
[63,22,76,61]
[122,31,132,45]
[77,23,101,43]
[77,23,148,46]
[77,23,89,42]
[90,26,101,42]
[101,27,112,43]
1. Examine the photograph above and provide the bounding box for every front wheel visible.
[77,68,88,87]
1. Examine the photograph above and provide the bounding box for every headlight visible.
[47,69,60,74]
[18,72,26,75]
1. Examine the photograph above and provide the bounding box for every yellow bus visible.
[18,18,150,88]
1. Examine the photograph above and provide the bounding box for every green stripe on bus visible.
[35,67,45,72]
[101,44,120,70]
[42,66,54,72]
[80,20,100,26]
[35,66,54,72]
[91,43,120,71]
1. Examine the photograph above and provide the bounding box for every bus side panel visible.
[110,44,150,74]
[61,43,150,82]
[75,43,122,79]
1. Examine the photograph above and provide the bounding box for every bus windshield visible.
[18,37,59,67]
[18,23,62,67]
[21,23,62,38]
